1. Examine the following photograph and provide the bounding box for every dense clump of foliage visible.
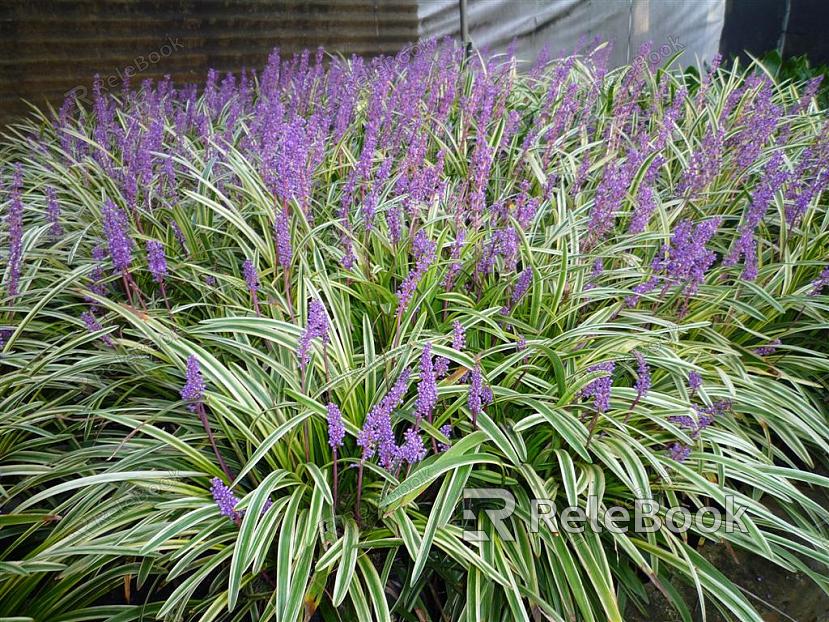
[1,41,829,621]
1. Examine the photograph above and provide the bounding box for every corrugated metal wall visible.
[0,0,419,126]
[419,0,724,71]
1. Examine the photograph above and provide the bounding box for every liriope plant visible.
[1,40,828,621]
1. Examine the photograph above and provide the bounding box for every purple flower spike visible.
[811,266,829,296]
[181,355,205,411]
[297,298,330,369]
[581,361,615,414]
[357,368,411,469]
[434,356,449,378]
[146,240,167,283]
[242,258,259,293]
[452,321,466,351]
[274,207,292,269]
[396,230,436,318]
[101,199,132,273]
[633,352,650,402]
[5,164,24,298]
[438,424,452,452]
[46,187,62,238]
[81,310,114,347]
[415,342,437,423]
[468,364,484,424]
[688,371,702,392]
[502,267,533,314]
[210,477,241,521]
[326,402,345,449]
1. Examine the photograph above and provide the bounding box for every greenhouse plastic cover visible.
[418,0,725,68]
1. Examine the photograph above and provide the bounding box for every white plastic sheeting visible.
[418,0,725,68]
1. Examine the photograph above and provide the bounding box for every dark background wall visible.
[720,0,829,63]
[0,0,418,126]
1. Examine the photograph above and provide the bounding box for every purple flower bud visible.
[326,402,345,449]
[584,258,603,290]
[181,355,205,411]
[145,240,167,283]
[511,268,533,307]
[434,356,449,378]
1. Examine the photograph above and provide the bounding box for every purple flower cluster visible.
[688,371,702,393]
[438,424,452,452]
[633,352,650,403]
[468,364,485,425]
[46,187,62,238]
[398,427,427,464]
[5,164,24,298]
[181,355,205,411]
[581,361,615,414]
[415,343,437,423]
[655,218,721,296]
[242,259,259,293]
[668,443,691,462]
[452,321,466,351]
[326,402,345,449]
[502,267,533,314]
[357,368,411,469]
[811,266,829,296]
[669,400,730,439]
[145,240,167,283]
[584,258,603,291]
[396,230,436,318]
[442,228,466,290]
[724,154,789,280]
[753,338,781,357]
[210,477,241,521]
[297,299,330,369]
[101,199,132,273]
[629,218,721,308]
[81,310,114,347]
[679,128,724,198]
